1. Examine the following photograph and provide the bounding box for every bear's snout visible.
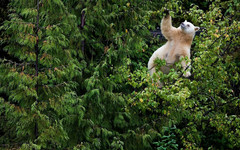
[181,22,185,29]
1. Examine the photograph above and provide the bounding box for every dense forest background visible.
[0,0,239,149]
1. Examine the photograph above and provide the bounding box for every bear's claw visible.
[163,8,169,17]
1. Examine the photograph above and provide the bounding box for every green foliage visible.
[153,126,178,150]
[0,0,239,149]
[0,0,84,149]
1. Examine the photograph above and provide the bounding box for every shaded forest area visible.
[0,0,239,149]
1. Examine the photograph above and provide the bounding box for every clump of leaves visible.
[153,126,178,150]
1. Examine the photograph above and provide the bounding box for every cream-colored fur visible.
[148,13,199,87]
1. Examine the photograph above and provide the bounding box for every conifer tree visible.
[0,0,84,149]
[0,0,174,149]
[58,0,167,149]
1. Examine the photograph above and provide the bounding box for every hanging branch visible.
[1,59,33,66]
[81,9,85,54]
[35,0,40,96]
[34,0,40,140]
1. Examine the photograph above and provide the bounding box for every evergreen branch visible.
[38,65,65,71]
[1,59,34,66]
[34,0,40,140]
[38,64,81,71]
[0,143,23,148]
[80,9,85,54]
[7,20,36,26]
[40,82,68,87]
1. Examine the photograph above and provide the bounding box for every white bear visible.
[148,10,199,87]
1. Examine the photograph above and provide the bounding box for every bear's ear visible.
[195,27,200,31]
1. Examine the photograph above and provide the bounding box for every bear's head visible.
[180,20,199,35]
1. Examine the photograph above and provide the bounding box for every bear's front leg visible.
[161,9,177,41]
